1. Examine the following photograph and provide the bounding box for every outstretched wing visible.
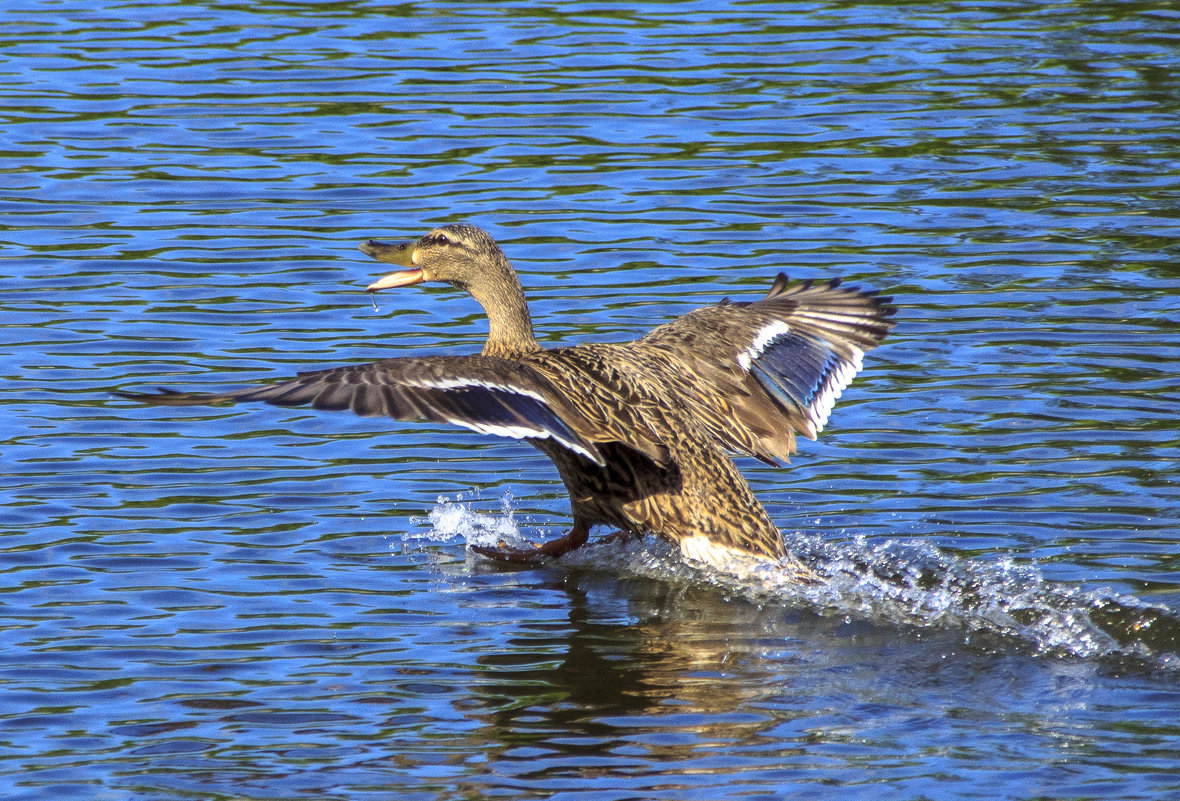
[637,274,895,463]
[117,355,607,465]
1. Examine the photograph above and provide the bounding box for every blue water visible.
[2,1,1179,798]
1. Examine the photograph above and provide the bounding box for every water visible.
[3,0,1180,798]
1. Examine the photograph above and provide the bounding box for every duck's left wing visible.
[116,355,607,465]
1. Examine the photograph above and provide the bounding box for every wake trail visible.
[410,492,1180,669]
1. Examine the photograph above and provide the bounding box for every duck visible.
[118,224,895,582]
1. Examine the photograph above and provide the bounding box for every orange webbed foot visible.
[470,524,590,564]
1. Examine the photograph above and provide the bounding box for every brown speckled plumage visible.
[119,224,894,580]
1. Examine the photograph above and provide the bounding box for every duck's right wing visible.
[638,275,895,463]
[116,355,610,465]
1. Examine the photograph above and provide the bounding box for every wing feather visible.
[117,355,607,464]
[637,274,894,460]
[118,274,891,469]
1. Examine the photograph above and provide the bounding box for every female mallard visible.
[120,224,894,581]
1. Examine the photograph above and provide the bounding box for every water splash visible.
[788,534,1179,664]
[407,490,528,549]
[416,493,1180,667]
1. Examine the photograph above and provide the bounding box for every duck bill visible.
[359,239,425,291]
[366,269,425,291]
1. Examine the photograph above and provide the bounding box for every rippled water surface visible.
[3,1,1180,798]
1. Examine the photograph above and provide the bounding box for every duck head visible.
[359,223,538,357]
[360,223,510,292]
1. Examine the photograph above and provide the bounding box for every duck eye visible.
[435,233,451,245]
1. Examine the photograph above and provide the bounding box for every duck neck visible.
[470,265,541,359]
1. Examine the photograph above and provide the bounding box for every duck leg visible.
[471,521,590,565]
[598,529,639,546]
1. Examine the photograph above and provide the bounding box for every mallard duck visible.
[119,224,894,581]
